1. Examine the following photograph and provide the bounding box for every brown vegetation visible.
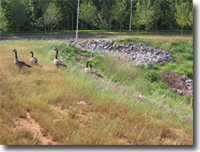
[190,98,193,109]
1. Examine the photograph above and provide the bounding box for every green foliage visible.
[60,44,80,61]
[182,53,193,61]
[174,0,190,34]
[89,53,102,67]
[132,0,143,34]
[60,0,72,24]
[140,0,155,33]
[79,0,97,32]
[153,0,161,21]
[0,0,194,32]
[43,3,62,35]
[188,7,193,28]
[8,1,27,32]
[112,0,128,32]
[0,7,8,31]
[143,67,160,82]
[93,2,110,34]
[186,69,193,79]
[34,17,44,30]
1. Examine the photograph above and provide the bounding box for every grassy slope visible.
[0,39,193,145]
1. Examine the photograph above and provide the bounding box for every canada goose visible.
[29,51,38,65]
[13,49,31,71]
[54,48,67,69]
[84,61,93,73]
[84,61,103,78]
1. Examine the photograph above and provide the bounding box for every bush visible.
[60,44,80,61]
[186,70,193,79]
[143,67,160,82]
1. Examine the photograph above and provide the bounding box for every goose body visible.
[30,51,38,64]
[84,61,103,78]
[54,49,67,68]
[13,49,31,70]
[84,61,93,73]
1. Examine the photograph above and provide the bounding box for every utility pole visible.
[76,0,80,39]
[129,0,133,31]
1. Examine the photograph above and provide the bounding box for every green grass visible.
[114,37,193,79]
[0,29,193,36]
[34,39,193,118]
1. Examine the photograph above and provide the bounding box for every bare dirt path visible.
[12,112,60,145]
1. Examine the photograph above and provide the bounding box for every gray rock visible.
[186,80,193,83]
[159,62,164,66]
[147,62,153,69]
[180,76,188,82]
[65,39,175,70]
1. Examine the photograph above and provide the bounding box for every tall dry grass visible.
[0,40,193,145]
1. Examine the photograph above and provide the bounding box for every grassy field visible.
[0,29,193,36]
[0,37,193,145]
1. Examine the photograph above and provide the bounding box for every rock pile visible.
[65,39,173,68]
[64,39,193,96]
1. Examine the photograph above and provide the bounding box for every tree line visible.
[0,0,193,35]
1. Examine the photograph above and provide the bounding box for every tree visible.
[9,1,27,32]
[154,0,162,30]
[0,6,8,32]
[67,0,77,31]
[0,0,194,33]
[112,0,128,32]
[99,0,115,30]
[60,1,71,30]
[37,0,48,34]
[32,0,39,30]
[140,0,154,33]
[167,0,175,30]
[174,0,190,35]
[43,3,62,35]
[132,0,143,34]
[188,7,193,29]
[79,0,97,33]
[93,2,110,35]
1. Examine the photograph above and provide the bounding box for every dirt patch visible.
[13,112,60,145]
[159,72,193,96]
[159,72,184,90]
